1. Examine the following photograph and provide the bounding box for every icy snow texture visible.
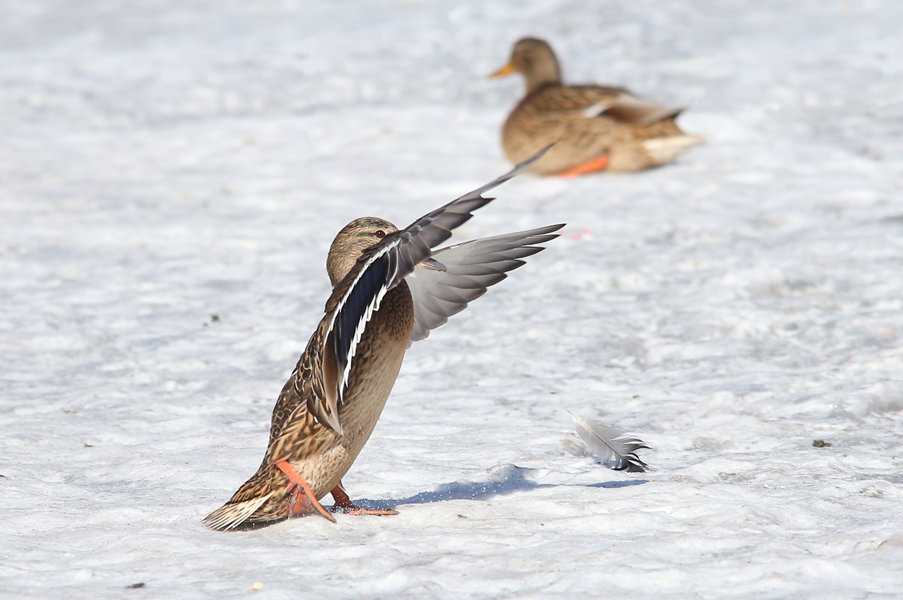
[2,0,902,598]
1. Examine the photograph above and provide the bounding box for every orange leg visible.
[555,154,610,177]
[275,460,336,523]
[330,483,398,516]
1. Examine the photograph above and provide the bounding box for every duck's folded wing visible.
[405,224,563,343]
[316,149,552,434]
[599,94,682,126]
[532,86,681,127]
[528,85,627,119]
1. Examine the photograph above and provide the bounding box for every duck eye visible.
[374,229,386,239]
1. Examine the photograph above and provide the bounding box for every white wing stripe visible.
[325,238,402,402]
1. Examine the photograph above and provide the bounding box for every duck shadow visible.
[352,464,647,512]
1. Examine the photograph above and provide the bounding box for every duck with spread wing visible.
[203,152,562,530]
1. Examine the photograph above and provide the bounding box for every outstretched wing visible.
[311,148,552,435]
[376,145,553,293]
[405,224,563,343]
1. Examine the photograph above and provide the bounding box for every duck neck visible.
[524,61,561,95]
[326,252,357,287]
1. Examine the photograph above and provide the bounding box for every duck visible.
[491,37,704,176]
[203,151,563,530]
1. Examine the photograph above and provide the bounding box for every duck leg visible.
[330,482,399,516]
[555,154,610,177]
[275,460,337,523]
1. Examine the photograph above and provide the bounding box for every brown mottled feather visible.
[204,281,413,530]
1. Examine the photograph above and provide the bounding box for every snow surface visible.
[2,0,902,598]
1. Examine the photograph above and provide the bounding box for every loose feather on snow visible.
[569,410,649,472]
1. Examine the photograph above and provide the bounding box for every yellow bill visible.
[489,62,516,78]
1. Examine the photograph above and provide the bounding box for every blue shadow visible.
[352,464,647,511]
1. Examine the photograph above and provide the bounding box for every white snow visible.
[2,0,902,598]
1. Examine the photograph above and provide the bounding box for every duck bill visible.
[489,62,516,78]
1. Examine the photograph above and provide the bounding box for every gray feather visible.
[383,144,553,290]
[406,224,564,343]
[569,410,649,472]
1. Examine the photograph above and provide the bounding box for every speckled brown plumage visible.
[204,220,413,530]
[492,37,704,175]
[203,153,564,531]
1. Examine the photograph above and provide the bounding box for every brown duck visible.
[491,37,704,176]
[203,152,563,530]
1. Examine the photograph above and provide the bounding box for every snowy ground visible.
[2,0,902,598]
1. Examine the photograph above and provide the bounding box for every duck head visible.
[326,217,397,286]
[491,37,562,94]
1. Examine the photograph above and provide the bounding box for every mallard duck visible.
[203,152,563,531]
[491,37,704,176]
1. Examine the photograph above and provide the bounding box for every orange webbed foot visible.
[330,485,398,516]
[275,460,337,523]
[555,154,610,177]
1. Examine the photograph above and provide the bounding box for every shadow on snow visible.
[351,463,647,511]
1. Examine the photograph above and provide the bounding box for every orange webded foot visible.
[275,460,337,523]
[555,154,610,177]
[330,484,398,516]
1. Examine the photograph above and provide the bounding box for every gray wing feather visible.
[406,224,564,343]
[385,146,553,290]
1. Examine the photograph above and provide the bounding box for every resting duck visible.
[203,152,563,530]
[491,37,704,176]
